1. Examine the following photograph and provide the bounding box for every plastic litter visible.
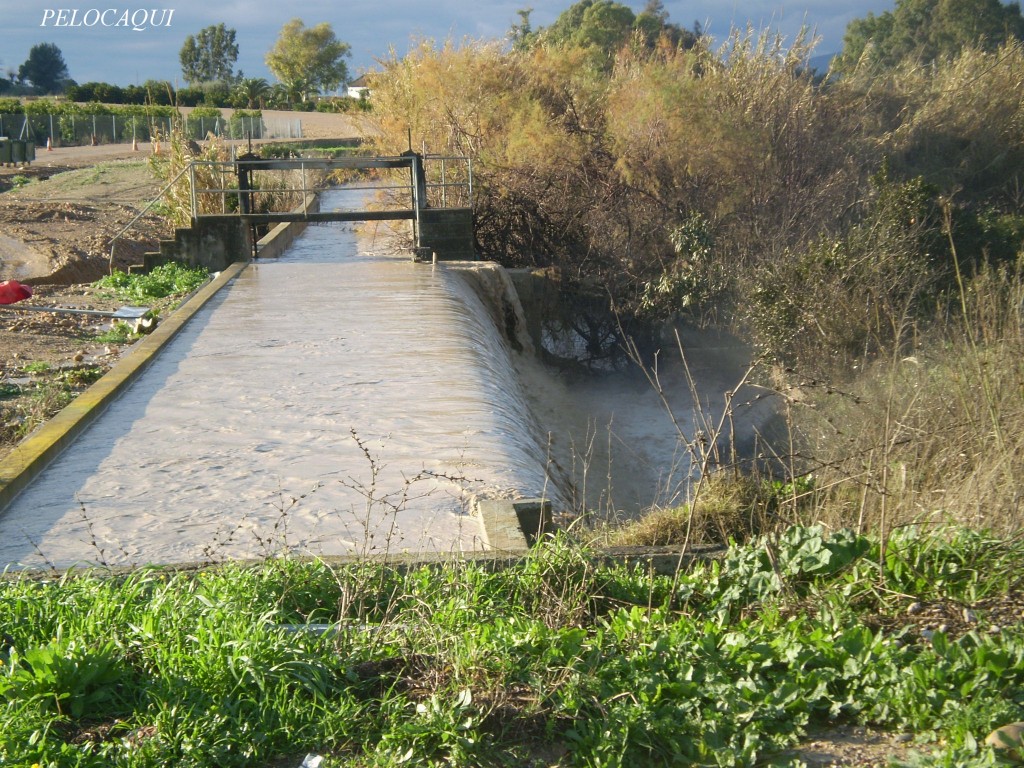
[0,280,33,305]
[300,755,323,768]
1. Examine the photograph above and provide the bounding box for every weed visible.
[5,528,1018,766]
[93,262,209,304]
[57,365,105,388]
[93,322,138,345]
[12,381,73,438]
[21,361,52,375]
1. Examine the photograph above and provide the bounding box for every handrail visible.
[107,163,194,274]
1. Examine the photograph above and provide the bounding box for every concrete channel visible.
[0,188,549,570]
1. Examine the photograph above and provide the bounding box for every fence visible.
[0,114,305,147]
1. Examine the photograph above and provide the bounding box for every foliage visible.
[93,263,209,303]
[791,256,1024,536]
[529,0,700,66]
[640,211,727,321]
[265,18,351,103]
[0,529,1020,766]
[746,167,947,367]
[93,322,140,345]
[234,77,270,109]
[148,115,234,226]
[179,23,239,86]
[17,43,70,95]
[1,636,131,719]
[867,40,1024,205]
[838,0,1024,71]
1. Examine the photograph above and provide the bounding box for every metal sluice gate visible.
[186,151,473,255]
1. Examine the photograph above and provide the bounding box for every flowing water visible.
[0,188,554,569]
[0,188,776,570]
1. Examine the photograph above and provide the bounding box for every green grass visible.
[1,527,1021,767]
[21,361,52,375]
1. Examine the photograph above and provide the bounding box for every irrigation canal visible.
[0,188,554,569]
[0,186,774,571]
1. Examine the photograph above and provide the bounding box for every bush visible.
[93,262,209,303]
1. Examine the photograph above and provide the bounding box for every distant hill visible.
[808,51,838,75]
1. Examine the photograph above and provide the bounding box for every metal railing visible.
[185,154,473,223]
[424,154,474,209]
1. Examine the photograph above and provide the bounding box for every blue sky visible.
[2,0,896,88]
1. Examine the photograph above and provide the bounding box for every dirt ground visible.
[1,110,369,451]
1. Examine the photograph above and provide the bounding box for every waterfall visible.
[0,189,563,569]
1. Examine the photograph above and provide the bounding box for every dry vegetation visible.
[367,33,1024,542]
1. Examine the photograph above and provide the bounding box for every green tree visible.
[509,7,535,51]
[18,43,69,94]
[839,0,1024,70]
[179,23,239,85]
[235,77,271,109]
[635,0,700,49]
[533,0,699,65]
[265,19,350,102]
[542,0,635,54]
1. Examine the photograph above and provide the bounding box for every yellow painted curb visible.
[0,261,249,514]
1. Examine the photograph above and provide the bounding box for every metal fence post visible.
[301,160,308,211]
[189,162,198,220]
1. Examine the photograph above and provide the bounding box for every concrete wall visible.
[506,268,563,350]
[144,193,322,272]
[146,218,252,273]
[418,208,475,261]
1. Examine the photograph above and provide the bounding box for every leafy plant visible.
[93,322,139,345]
[1,637,129,719]
[57,365,105,387]
[93,262,208,303]
[0,529,1020,766]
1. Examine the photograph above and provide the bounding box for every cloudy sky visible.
[3,0,896,87]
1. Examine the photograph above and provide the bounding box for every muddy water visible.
[0,189,553,569]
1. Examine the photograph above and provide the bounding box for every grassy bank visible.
[1,527,1022,767]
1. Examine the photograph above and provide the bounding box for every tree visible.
[265,19,350,101]
[180,23,239,85]
[839,0,1024,70]
[235,77,271,109]
[18,43,69,94]
[509,8,535,51]
[533,0,700,65]
[635,0,699,50]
